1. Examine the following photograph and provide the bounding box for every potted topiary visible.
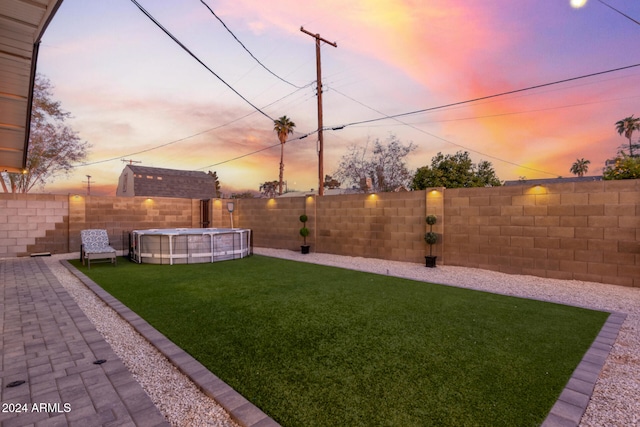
[424,214,438,268]
[299,214,310,254]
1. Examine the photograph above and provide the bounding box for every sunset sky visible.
[37,0,640,196]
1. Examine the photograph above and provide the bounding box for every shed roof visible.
[126,165,218,199]
[0,0,63,173]
[503,176,603,186]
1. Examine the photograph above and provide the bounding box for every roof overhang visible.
[0,0,63,173]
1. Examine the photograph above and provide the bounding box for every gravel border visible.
[43,250,640,427]
[252,249,639,427]
[44,254,240,427]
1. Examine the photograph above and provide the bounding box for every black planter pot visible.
[301,245,310,254]
[425,255,437,268]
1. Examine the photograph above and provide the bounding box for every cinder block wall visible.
[0,194,68,257]
[313,191,440,263]
[68,195,199,253]
[443,180,640,286]
[228,191,443,264]
[1,179,638,287]
[0,194,198,257]
[229,196,311,250]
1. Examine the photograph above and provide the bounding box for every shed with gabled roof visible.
[116,165,218,199]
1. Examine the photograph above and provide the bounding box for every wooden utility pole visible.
[300,27,336,196]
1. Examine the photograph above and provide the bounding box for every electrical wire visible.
[341,93,640,127]
[129,0,274,121]
[78,2,640,178]
[92,62,639,175]
[196,130,317,170]
[327,62,640,129]
[199,0,304,89]
[75,83,312,168]
[597,0,640,27]
[327,86,560,177]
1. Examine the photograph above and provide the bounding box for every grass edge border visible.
[61,259,626,427]
[61,259,280,427]
[541,310,626,427]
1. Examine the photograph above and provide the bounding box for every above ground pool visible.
[130,228,252,265]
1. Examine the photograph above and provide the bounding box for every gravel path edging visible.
[253,248,640,427]
[51,249,640,426]
[542,312,626,427]
[61,260,280,427]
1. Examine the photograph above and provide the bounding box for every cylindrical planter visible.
[425,256,437,268]
[301,245,310,254]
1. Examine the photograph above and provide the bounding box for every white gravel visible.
[44,254,239,427]
[44,249,640,427]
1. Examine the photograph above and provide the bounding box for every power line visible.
[327,86,560,177]
[338,92,640,127]
[103,63,640,176]
[327,62,640,129]
[74,83,313,168]
[196,130,317,170]
[199,0,304,89]
[597,0,640,27]
[129,0,274,121]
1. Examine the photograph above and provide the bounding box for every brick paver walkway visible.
[0,257,169,427]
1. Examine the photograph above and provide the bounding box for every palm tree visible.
[570,158,590,177]
[615,116,640,157]
[273,116,296,195]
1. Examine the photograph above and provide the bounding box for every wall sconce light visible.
[527,184,546,195]
[227,201,235,228]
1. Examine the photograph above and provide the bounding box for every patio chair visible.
[80,229,117,269]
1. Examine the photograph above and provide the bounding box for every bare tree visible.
[259,180,278,198]
[333,134,416,192]
[1,74,89,193]
[323,175,341,189]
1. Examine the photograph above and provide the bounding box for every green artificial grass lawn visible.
[72,256,608,427]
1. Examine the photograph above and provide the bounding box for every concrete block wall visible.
[68,195,198,253]
[1,178,638,287]
[0,194,68,257]
[0,194,198,257]
[313,191,440,263]
[443,180,640,287]
[229,191,442,264]
[230,196,310,250]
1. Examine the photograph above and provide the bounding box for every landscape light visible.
[227,202,235,228]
